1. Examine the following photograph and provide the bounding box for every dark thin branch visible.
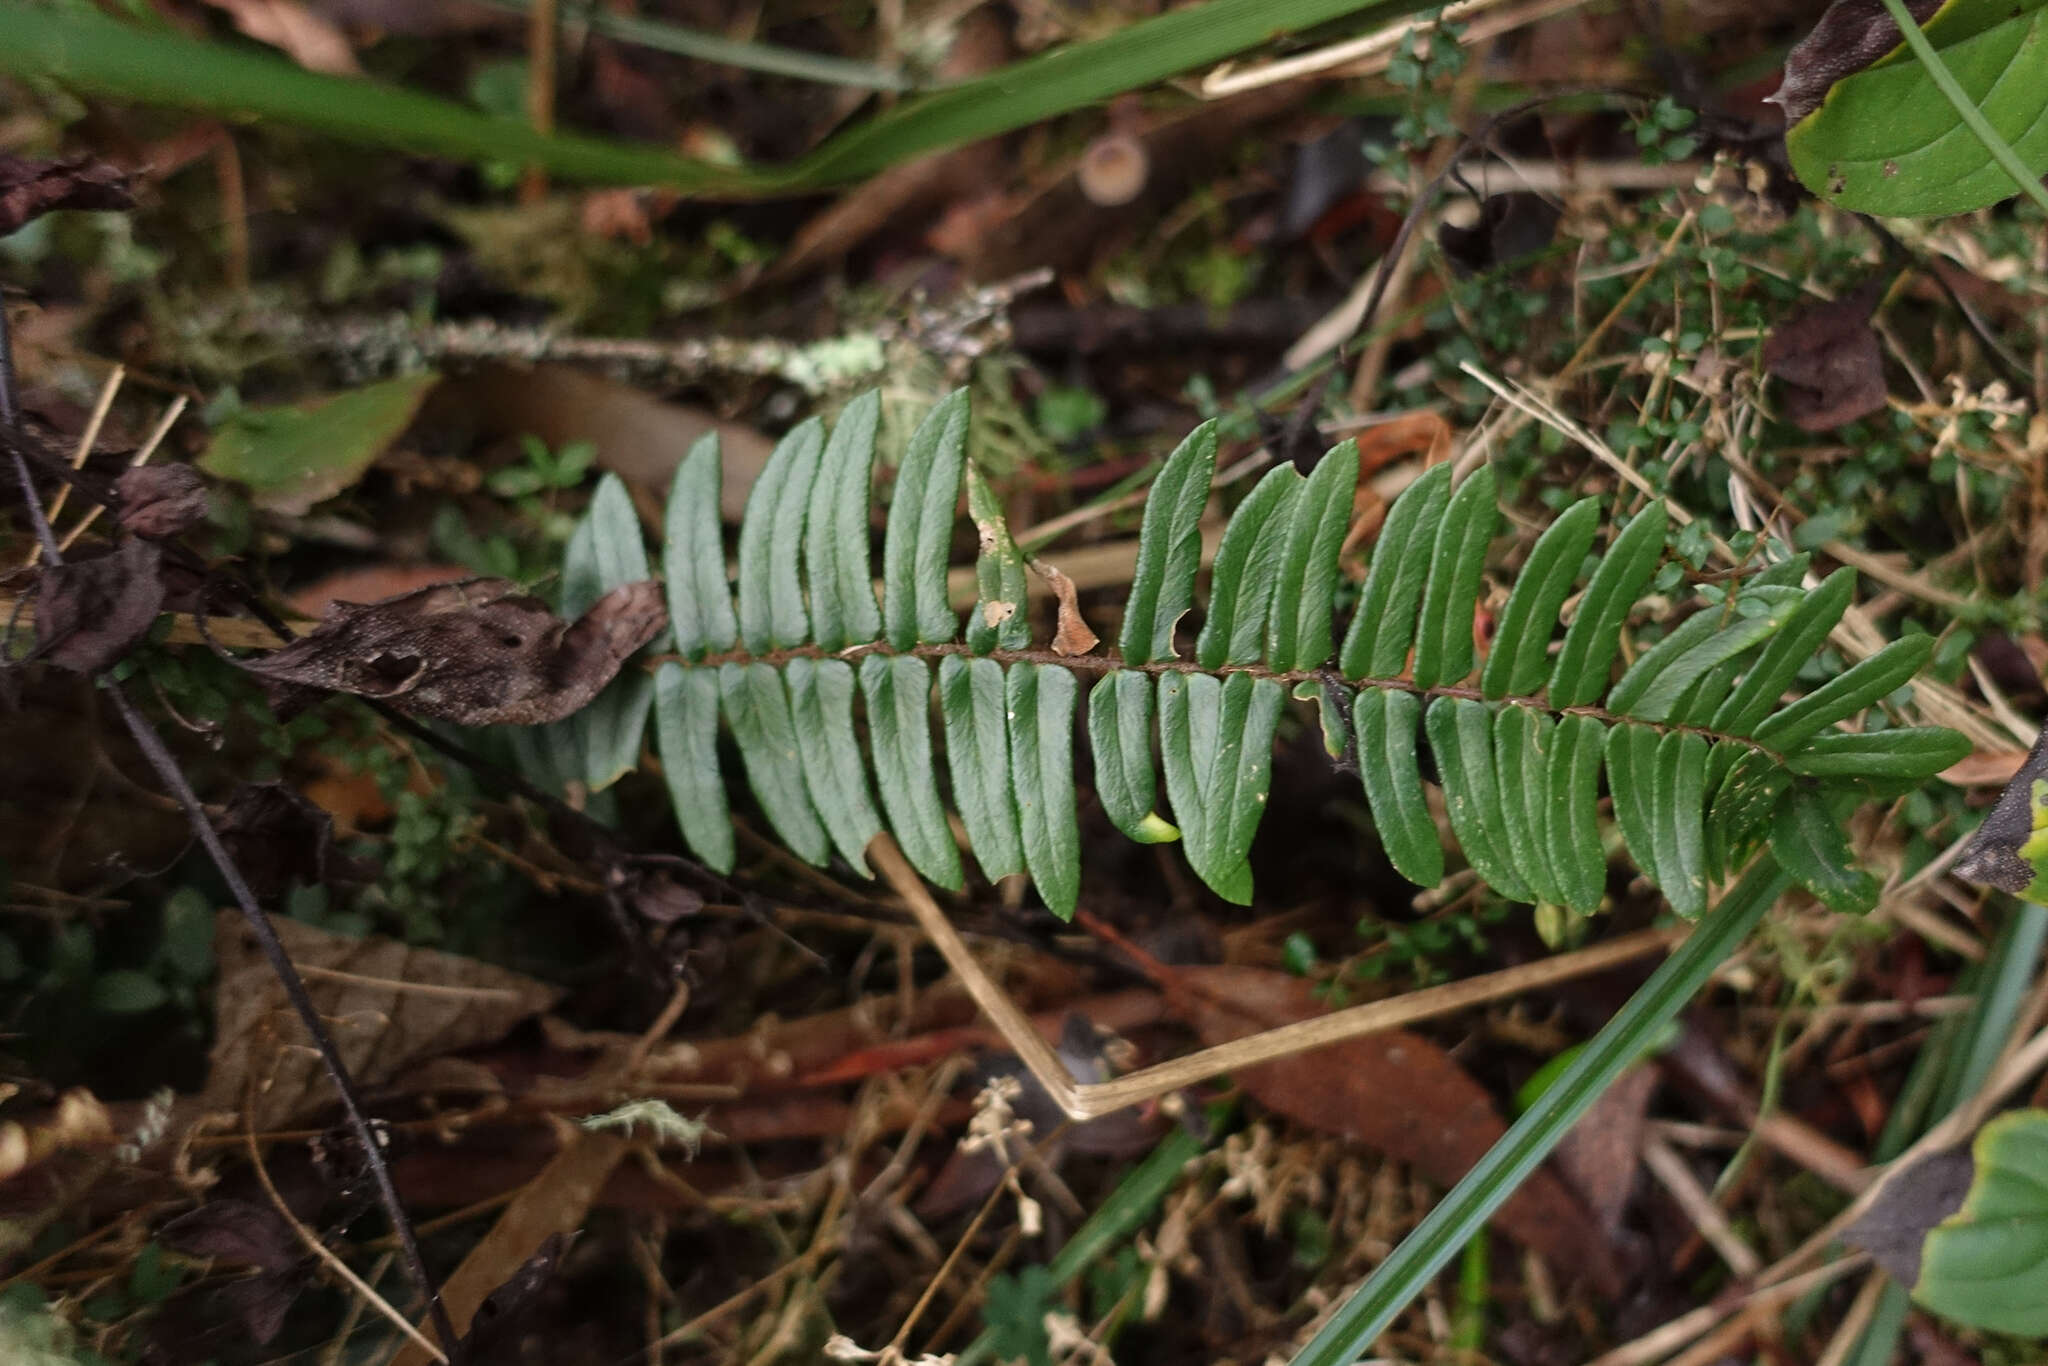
[0,309,459,1360]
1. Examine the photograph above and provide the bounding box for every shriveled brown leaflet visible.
[0,155,135,236]
[1762,283,1889,431]
[117,464,211,539]
[32,538,166,674]
[241,577,666,725]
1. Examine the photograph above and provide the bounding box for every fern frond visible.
[526,389,1967,921]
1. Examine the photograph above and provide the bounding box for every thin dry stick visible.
[1201,0,1590,96]
[1641,1135,1761,1277]
[1811,1271,1888,1366]
[244,1126,448,1365]
[26,362,123,566]
[55,394,188,553]
[868,834,1685,1119]
[1585,1254,1869,1366]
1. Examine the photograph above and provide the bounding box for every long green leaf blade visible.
[1550,714,1607,913]
[654,662,733,873]
[1711,567,1855,736]
[1088,672,1177,844]
[1160,673,1245,897]
[1605,722,1663,895]
[1356,688,1445,887]
[860,654,965,889]
[1650,731,1710,918]
[785,657,884,871]
[720,661,829,866]
[1783,727,1973,779]
[805,391,882,651]
[1493,705,1565,907]
[1411,466,1498,688]
[1340,463,1453,678]
[737,418,825,652]
[1752,636,1935,753]
[1267,442,1359,672]
[1548,503,1667,707]
[1480,498,1599,699]
[941,655,1027,880]
[1204,674,1284,902]
[965,464,1032,654]
[664,432,738,660]
[1121,421,1219,663]
[1609,598,1789,724]
[1198,464,1302,670]
[1008,664,1083,917]
[884,390,971,650]
[1425,697,1532,902]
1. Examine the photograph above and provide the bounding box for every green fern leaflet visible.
[532,389,1966,921]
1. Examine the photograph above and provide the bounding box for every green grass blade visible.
[1481,498,1599,699]
[1356,688,1444,887]
[665,433,738,660]
[884,391,971,651]
[721,661,829,865]
[1197,465,1301,670]
[860,654,965,890]
[941,655,1027,881]
[1120,421,1218,664]
[1425,698,1532,902]
[785,657,884,871]
[1548,503,1667,707]
[1089,672,1177,844]
[1412,466,1498,689]
[1267,442,1359,672]
[806,392,882,651]
[1007,663,1083,918]
[737,418,824,652]
[1340,463,1453,679]
[1286,859,1790,1366]
[654,662,733,873]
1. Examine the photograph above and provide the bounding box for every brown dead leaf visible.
[203,911,561,1130]
[1763,283,1889,431]
[1939,749,2029,788]
[1176,965,1625,1296]
[33,538,165,674]
[116,464,211,539]
[0,156,134,237]
[201,0,363,75]
[1032,559,1100,656]
[1553,1063,1657,1238]
[286,563,474,619]
[241,577,665,726]
[387,1134,628,1366]
[0,1089,114,1180]
[1771,0,1943,125]
[217,782,341,900]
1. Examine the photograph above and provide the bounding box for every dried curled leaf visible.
[0,154,133,236]
[1031,559,1100,656]
[117,464,211,539]
[32,538,165,674]
[242,577,666,725]
[1762,284,1888,431]
[1954,725,2048,900]
[1770,0,1944,125]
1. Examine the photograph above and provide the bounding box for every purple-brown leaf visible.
[33,538,165,673]
[1771,0,1943,126]
[160,1198,302,1272]
[117,464,211,539]
[0,155,135,237]
[241,577,666,725]
[1762,284,1888,431]
[218,781,337,900]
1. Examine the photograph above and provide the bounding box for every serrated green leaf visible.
[1752,635,1935,753]
[1783,726,1973,779]
[1787,8,2048,218]
[1267,442,1359,672]
[721,661,829,865]
[884,390,971,650]
[1650,731,1710,918]
[1548,503,1667,707]
[860,654,964,889]
[1549,714,1607,913]
[1355,687,1444,888]
[1089,671,1177,843]
[1121,421,1219,663]
[1412,466,1498,689]
[1198,464,1302,669]
[1605,722,1663,896]
[664,432,738,660]
[1007,663,1082,917]
[654,662,733,873]
[1493,705,1565,907]
[1711,567,1854,737]
[1913,1106,2048,1335]
[805,391,882,651]
[941,655,1027,879]
[965,464,1032,654]
[1481,499,1600,699]
[1770,787,1880,912]
[1340,462,1453,678]
[737,418,824,653]
[785,657,884,870]
[1426,697,1532,902]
